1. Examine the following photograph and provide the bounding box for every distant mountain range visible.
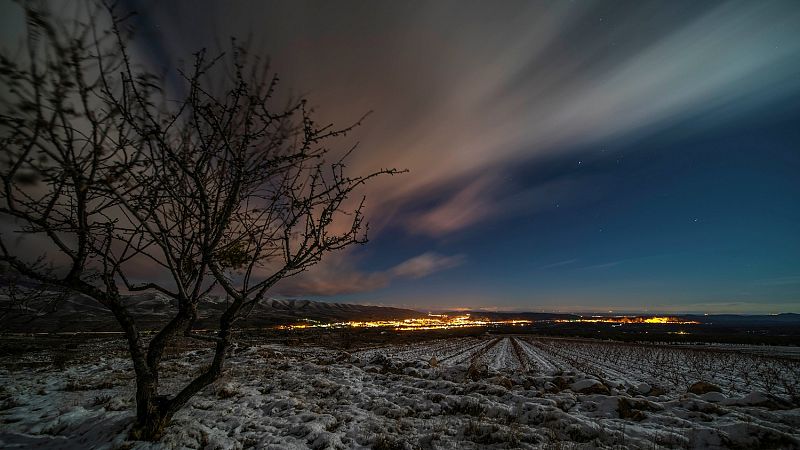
[0,292,423,333]
[1,289,798,333]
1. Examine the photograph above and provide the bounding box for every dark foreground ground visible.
[2,328,800,449]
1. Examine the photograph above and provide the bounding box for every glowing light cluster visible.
[276,314,701,331]
[277,313,532,331]
[554,316,700,325]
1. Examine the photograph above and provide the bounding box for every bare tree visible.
[0,2,401,439]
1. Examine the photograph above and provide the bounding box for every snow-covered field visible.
[1,336,799,449]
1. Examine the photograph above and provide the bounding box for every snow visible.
[570,379,604,393]
[701,391,727,403]
[1,336,799,449]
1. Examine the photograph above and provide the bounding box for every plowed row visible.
[357,336,800,400]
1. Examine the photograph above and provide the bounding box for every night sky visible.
[3,1,798,313]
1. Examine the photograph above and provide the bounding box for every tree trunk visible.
[120,297,238,441]
[103,295,177,441]
[128,327,231,441]
[129,373,172,440]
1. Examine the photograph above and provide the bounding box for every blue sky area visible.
[5,0,797,312]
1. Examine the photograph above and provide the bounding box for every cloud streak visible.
[118,1,800,241]
[273,251,465,297]
[12,1,798,309]
[390,252,466,280]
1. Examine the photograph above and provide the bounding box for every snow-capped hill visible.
[247,297,421,323]
[0,292,422,333]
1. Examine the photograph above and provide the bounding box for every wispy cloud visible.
[126,1,800,238]
[404,176,497,236]
[391,252,466,279]
[273,251,465,297]
[577,261,624,271]
[540,259,579,270]
[343,1,800,237]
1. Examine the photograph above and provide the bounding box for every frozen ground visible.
[1,336,799,449]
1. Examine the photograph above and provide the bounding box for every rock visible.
[369,353,390,366]
[364,365,382,374]
[429,356,439,368]
[467,362,489,381]
[617,397,647,421]
[723,392,793,410]
[688,381,722,395]
[553,376,572,390]
[648,386,668,396]
[522,378,535,390]
[402,367,421,378]
[494,376,513,389]
[617,396,662,421]
[701,391,727,402]
[105,397,129,411]
[635,382,651,395]
[543,381,559,393]
[571,379,610,395]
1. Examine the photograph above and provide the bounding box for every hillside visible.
[0,293,423,333]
